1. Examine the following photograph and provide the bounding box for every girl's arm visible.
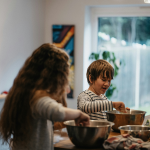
[31,96,90,125]
[63,107,90,126]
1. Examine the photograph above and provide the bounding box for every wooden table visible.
[54,130,120,150]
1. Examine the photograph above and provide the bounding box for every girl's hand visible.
[63,108,90,126]
[75,111,90,126]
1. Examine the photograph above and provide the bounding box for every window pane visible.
[140,49,150,106]
[98,17,150,115]
[110,49,136,108]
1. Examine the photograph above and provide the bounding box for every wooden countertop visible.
[54,129,120,150]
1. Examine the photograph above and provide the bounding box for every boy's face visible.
[89,76,111,95]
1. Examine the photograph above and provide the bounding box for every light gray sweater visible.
[12,96,65,150]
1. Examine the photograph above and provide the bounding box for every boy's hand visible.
[125,107,130,113]
[112,102,127,113]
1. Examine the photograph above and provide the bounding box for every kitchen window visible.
[88,5,150,115]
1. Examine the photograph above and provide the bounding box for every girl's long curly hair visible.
[0,43,69,145]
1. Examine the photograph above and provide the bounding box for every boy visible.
[77,59,127,121]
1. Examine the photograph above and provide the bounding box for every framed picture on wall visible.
[52,25,75,98]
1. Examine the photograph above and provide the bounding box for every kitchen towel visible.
[103,134,150,150]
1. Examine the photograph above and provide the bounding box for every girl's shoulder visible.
[34,90,51,98]
[30,90,51,105]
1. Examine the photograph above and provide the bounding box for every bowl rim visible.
[63,120,115,128]
[106,109,146,115]
[118,125,150,131]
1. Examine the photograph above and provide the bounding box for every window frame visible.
[90,5,150,109]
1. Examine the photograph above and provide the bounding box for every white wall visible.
[45,0,147,109]
[0,0,45,93]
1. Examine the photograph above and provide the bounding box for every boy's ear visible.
[89,75,93,84]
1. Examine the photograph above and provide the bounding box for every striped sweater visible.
[77,90,113,121]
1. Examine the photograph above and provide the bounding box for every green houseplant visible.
[89,51,124,99]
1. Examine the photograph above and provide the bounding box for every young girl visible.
[77,59,128,121]
[0,44,90,150]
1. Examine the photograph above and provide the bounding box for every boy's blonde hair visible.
[86,59,114,84]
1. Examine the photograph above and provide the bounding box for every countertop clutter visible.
[54,115,150,150]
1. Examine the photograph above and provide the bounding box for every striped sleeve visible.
[77,91,113,113]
